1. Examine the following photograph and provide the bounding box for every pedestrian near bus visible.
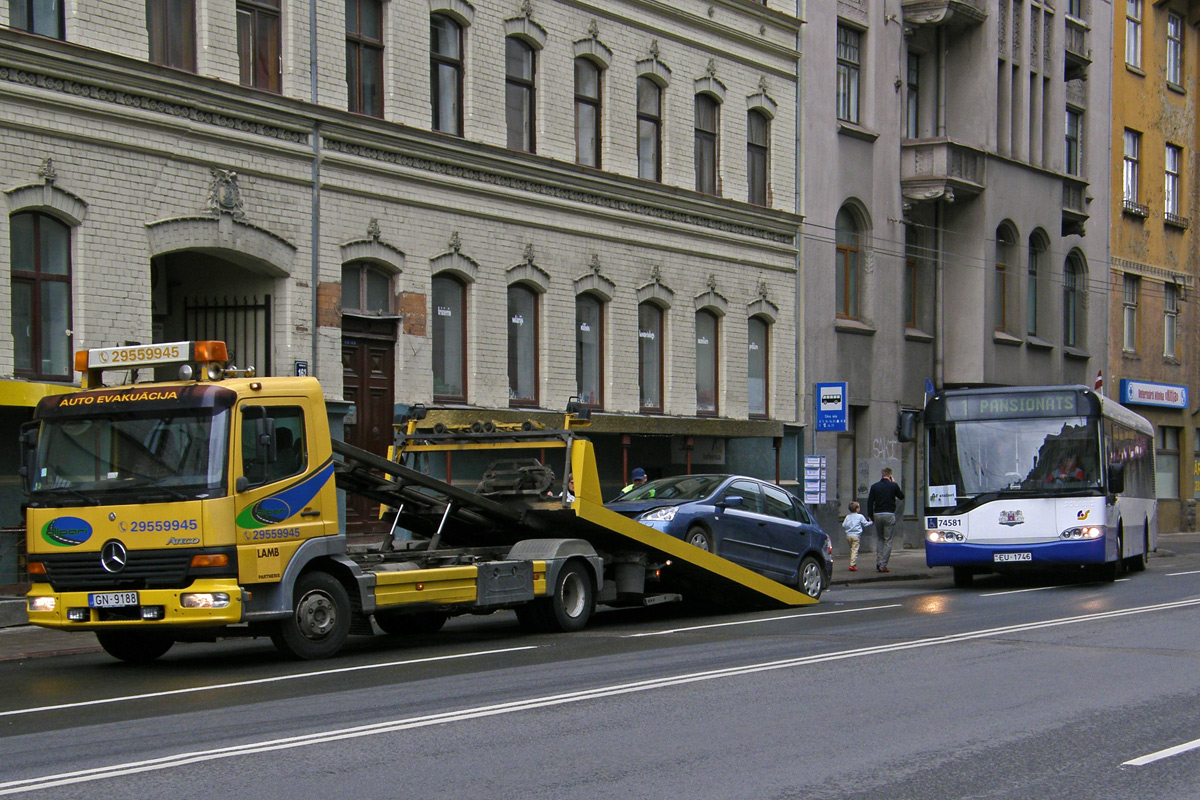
[841,501,869,571]
[866,467,905,573]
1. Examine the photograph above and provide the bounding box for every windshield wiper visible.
[33,486,101,506]
[123,478,189,501]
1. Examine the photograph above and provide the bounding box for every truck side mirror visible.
[1108,462,1125,495]
[18,421,39,492]
[897,410,921,443]
[256,416,277,464]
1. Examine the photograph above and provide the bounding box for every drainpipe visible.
[933,27,945,389]
[310,0,321,377]
[796,0,806,454]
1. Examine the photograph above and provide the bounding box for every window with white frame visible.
[836,26,861,124]
[1123,274,1140,353]
[1126,0,1142,69]
[1123,129,1141,207]
[1167,12,1183,87]
[1164,282,1179,359]
[1165,144,1182,219]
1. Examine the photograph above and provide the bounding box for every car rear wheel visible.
[797,556,825,599]
[686,526,714,553]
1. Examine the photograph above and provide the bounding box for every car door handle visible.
[300,509,322,517]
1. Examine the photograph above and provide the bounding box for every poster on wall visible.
[804,455,826,505]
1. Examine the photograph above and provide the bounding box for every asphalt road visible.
[2,539,1200,799]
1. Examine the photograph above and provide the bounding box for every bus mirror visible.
[897,410,921,443]
[1108,462,1125,495]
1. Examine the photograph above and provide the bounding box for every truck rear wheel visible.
[517,561,595,633]
[96,630,174,663]
[271,571,351,660]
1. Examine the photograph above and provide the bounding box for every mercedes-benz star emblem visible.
[100,540,128,574]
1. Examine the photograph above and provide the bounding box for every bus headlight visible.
[927,530,966,543]
[1060,526,1103,540]
[181,592,231,609]
[27,596,56,613]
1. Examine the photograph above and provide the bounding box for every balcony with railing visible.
[901,138,986,205]
[1122,197,1150,219]
[1062,177,1089,236]
[901,0,987,28]
[1065,17,1091,80]
[1165,211,1190,230]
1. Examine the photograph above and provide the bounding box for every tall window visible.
[1165,144,1182,218]
[506,37,535,152]
[11,0,63,38]
[835,207,860,319]
[747,110,769,206]
[1123,129,1140,206]
[637,77,662,182]
[638,302,663,412]
[431,14,463,136]
[1123,274,1140,353]
[1164,283,1179,359]
[575,294,603,407]
[346,0,383,117]
[1167,12,1184,87]
[836,25,861,124]
[1068,0,1083,17]
[342,262,392,315]
[432,275,466,402]
[1126,0,1142,68]
[748,317,769,417]
[507,284,538,406]
[994,227,1015,332]
[904,226,920,329]
[905,52,920,138]
[237,0,281,92]
[1063,256,1080,348]
[10,211,72,380]
[695,310,719,416]
[1157,426,1180,500]
[694,94,719,195]
[1027,235,1044,337]
[1065,108,1081,176]
[147,0,197,71]
[575,58,601,167]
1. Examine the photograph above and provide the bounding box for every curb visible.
[0,598,27,629]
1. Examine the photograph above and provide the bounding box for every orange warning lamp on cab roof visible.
[193,341,228,363]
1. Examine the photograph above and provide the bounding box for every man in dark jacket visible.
[866,467,905,573]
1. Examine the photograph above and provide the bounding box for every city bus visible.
[918,385,1157,587]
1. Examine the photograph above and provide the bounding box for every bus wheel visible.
[952,567,974,588]
[1124,527,1150,573]
[1100,532,1124,582]
[96,631,174,663]
[271,571,352,660]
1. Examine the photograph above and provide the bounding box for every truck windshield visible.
[31,408,230,501]
[927,416,1101,498]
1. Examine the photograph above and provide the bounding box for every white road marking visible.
[625,604,902,637]
[1167,570,1200,576]
[980,586,1062,597]
[5,597,1200,795]
[0,646,537,719]
[1123,736,1200,766]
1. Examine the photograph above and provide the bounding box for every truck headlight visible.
[27,596,56,613]
[181,592,231,609]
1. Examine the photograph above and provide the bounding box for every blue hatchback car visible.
[606,474,833,598]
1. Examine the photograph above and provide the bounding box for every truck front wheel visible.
[96,630,174,663]
[271,571,351,660]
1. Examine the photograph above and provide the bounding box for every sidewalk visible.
[829,543,946,586]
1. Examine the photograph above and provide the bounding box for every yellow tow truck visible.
[22,341,816,662]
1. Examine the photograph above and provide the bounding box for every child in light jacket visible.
[842,501,869,572]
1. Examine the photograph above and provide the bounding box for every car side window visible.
[723,480,763,513]
[762,484,799,521]
[794,500,814,524]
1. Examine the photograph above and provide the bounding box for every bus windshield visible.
[927,416,1101,499]
[31,407,230,503]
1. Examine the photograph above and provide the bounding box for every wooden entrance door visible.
[342,318,396,536]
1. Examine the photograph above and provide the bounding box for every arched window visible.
[995,225,1017,332]
[576,293,604,408]
[1063,254,1082,348]
[575,58,602,167]
[835,207,861,319]
[638,302,664,412]
[507,284,539,406]
[342,262,393,315]
[748,316,769,418]
[432,274,467,402]
[695,309,719,415]
[431,14,464,135]
[506,37,536,152]
[637,77,662,182]
[1027,232,1047,337]
[747,110,770,206]
[695,94,720,195]
[10,211,72,379]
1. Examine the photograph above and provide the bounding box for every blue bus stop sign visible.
[815,382,847,431]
